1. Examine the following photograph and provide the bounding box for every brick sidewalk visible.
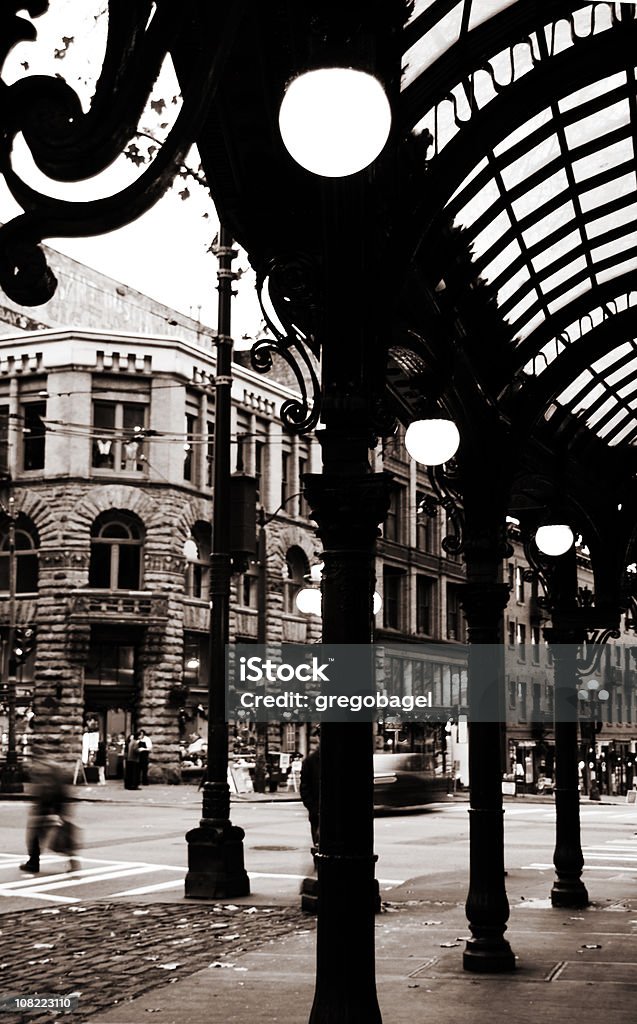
[1,902,312,1024]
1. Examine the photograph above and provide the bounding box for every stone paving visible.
[0,903,313,1024]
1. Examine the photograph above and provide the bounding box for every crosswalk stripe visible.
[0,887,79,903]
[111,879,184,897]
[5,865,159,895]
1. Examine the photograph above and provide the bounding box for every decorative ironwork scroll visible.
[252,255,321,435]
[427,459,464,556]
[0,0,245,305]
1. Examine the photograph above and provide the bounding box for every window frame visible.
[89,514,144,591]
[91,397,149,476]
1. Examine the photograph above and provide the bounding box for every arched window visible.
[283,546,309,614]
[89,512,144,591]
[0,514,39,594]
[184,522,211,600]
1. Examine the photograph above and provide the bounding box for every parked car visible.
[373,753,449,809]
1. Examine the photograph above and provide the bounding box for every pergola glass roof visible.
[401,1,637,449]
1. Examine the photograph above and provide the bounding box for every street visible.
[1,789,636,911]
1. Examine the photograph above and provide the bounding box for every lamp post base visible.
[550,878,589,909]
[463,935,516,973]
[184,822,250,899]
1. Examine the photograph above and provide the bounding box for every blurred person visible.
[21,757,79,874]
[137,729,152,785]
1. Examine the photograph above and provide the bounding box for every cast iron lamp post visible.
[184,224,250,899]
[0,495,23,794]
[577,679,609,801]
[525,533,589,908]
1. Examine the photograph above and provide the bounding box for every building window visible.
[447,585,464,641]
[184,522,211,601]
[183,631,209,694]
[416,493,435,552]
[238,561,259,609]
[85,639,136,687]
[518,680,527,721]
[383,567,403,630]
[298,453,309,518]
[89,512,144,590]
[236,432,248,473]
[416,575,433,635]
[92,401,146,473]
[384,487,403,543]
[508,620,515,646]
[283,546,308,614]
[206,420,215,488]
[515,566,525,603]
[508,679,516,710]
[281,450,292,508]
[0,405,9,476]
[22,401,46,471]
[184,411,198,482]
[255,439,265,501]
[531,625,540,663]
[0,515,39,593]
[517,622,526,661]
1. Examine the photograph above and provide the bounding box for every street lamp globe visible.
[405,418,460,466]
[534,524,574,557]
[183,537,198,562]
[373,592,382,615]
[279,68,391,177]
[296,587,322,616]
[310,561,324,583]
[598,689,610,702]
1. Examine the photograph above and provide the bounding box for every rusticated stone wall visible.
[4,480,213,774]
[3,482,321,775]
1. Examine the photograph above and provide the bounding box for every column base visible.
[300,876,381,915]
[463,936,516,973]
[0,764,24,794]
[551,878,589,908]
[184,822,250,899]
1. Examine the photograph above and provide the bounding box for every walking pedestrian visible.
[137,729,152,785]
[21,757,79,874]
[124,732,141,790]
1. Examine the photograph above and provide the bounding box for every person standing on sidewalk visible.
[124,732,141,790]
[95,740,107,786]
[300,740,320,849]
[137,730,152,785]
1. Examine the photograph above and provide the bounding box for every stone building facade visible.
[0,246,635,790]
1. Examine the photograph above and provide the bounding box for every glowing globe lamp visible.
[296,587,322,616]
[405,419,460,466]
[279,68,391,177]
[535,524,574,557]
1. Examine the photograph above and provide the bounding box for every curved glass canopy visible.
[401,1,637,450]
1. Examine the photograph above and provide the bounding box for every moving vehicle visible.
[373,752,450,809]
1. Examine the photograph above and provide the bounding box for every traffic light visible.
[14,626,36,665]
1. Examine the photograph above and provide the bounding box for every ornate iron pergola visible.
[3,3,637,1022]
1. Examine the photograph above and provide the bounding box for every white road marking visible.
[522,863,637,872]
[111,878,184,896]
[0,887,79,903]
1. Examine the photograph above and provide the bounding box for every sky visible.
[0,1,263,343]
